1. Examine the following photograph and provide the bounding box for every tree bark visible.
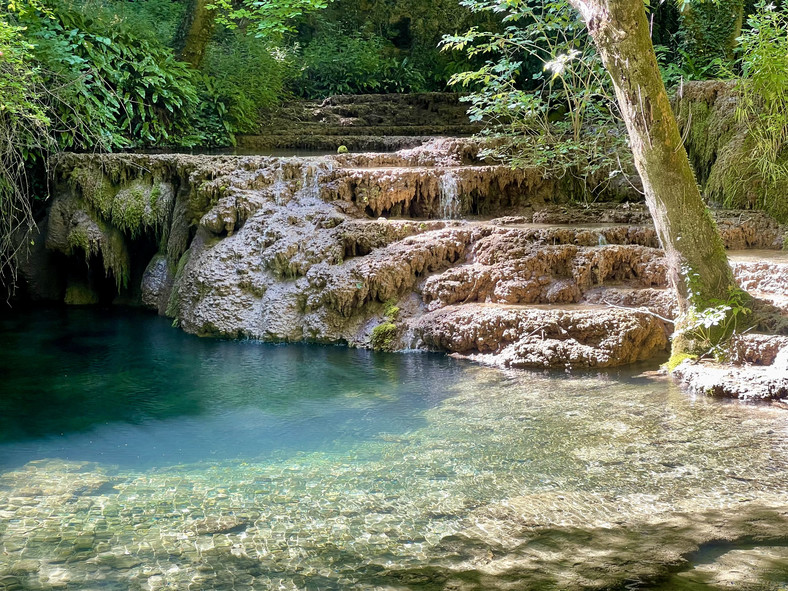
[566,0,741,354]
[175,0,217,69]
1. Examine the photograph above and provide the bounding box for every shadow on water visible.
[0,306,459,470]
[643,538,788,591]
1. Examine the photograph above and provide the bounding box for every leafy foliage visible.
[678,0,744,72]
[677,265,752,359]
[655,44,721,87]
[442,0,629,202]
[733,1,788,216]
[294,25,426,97]
[203,31,293,132]
[208,0,330,38]
[303,0,498,91]
[93,0,186,46]
[0,14,54,292]
[17,0,201,149]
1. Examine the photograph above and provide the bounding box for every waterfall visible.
[298,161,327,203]
[439,171,461,219]
[271,166,288,206]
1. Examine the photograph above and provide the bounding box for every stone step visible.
[236,135,434,153]
[252,125,482,136]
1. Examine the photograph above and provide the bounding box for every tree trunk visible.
[566,0,741,356]
[175,0,217,69]
[680,0,745,70]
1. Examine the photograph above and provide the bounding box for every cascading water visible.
[271,165,288,206]
[298,161,330,203]
[439,170,461,219]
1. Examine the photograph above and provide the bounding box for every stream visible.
[1,307,788,590]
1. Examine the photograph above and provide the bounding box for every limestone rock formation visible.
[24,139,788,375]
[672,334,788,401]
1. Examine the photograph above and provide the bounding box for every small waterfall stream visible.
[439,171,461,219]
[271,166,288,206]
[299,163,321,201]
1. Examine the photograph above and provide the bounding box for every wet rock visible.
[716,211,786,250]
[583,286,678,321]
[185,516,249,536]
[241,93,482,153]
[733,259,788,300]
[531,203,653,225]
[93,552,143,570]
[672,335,788,401]
[7,560,39,575]
[416,304,670,369]
[653,544,788,590]
[16,218,65,302]
[64,280,99,305]
[141,254,173,315]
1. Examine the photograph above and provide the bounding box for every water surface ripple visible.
[1,308,787,590]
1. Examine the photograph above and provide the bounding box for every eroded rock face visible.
[416,304,670,369]
[141,254,172,316]
[30,139,788,372]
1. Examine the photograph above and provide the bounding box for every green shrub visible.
[203,31,293,134]
[0,14,53,291]
[294,25,426,98]
[17,0,201,149]
[442,0,628,203]
[733,1,788,219]
[81,0,186,47]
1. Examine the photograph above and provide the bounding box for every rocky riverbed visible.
[3,353,788,591]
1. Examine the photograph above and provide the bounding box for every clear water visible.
[1,308,788,590]
[0,308,452,470]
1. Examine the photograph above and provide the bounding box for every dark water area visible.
[1,307,788,590]
[0,307,456,469]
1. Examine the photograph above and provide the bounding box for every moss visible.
[64,217,127,292]
[676,99,715,183]
[66,226,92,256]
[70,166,118,220]
[68,158,177,239]
[149,183,162,208]
[111,188,146,237]
[64,283,99,306]
[383,300,400,321]
[676,81,788,223]
[371,322,398,351]
[102,225,131,291]
[663,351,698,373]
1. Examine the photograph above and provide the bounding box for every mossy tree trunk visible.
[680,0,744,70]
[566,0,741,356]
[175,0,217,68]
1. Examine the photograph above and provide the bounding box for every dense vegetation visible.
[1,0,788,297]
